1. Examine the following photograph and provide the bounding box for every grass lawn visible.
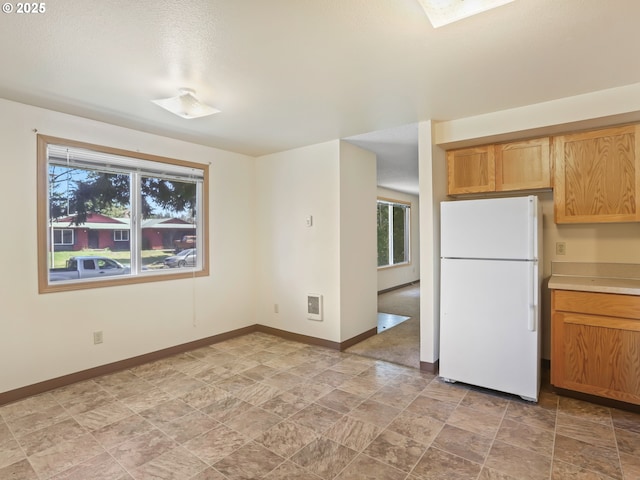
[48,249,174,268]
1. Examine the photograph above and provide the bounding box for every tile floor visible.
[1,332,639,479]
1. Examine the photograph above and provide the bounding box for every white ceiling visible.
[2,0,640,195]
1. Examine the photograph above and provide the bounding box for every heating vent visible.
[307,294,323,321]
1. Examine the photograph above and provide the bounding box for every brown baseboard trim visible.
[378,280,420,295]
[0,325,257,406]
[1,324,383,406]
[255,325,341,350]
[420,359,439,374]
[339,327,377,351]
[552,386,640,413]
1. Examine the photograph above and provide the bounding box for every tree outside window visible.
[377,199,410,268]
[37,135,209,293]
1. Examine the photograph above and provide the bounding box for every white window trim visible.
[114,230,129,242]
[53,228,74,245]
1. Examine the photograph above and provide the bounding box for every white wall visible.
[0,99,256,394]
[376,187,420,292]
[254,140,378,344]
[339,141,377,341]
[418,121,448,366]
[255,141,342,342]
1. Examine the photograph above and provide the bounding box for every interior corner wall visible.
[339,141,377,342]
[418,120,448,365]
[0,98,257,394]
[376,187,420,292]
[255,141,342,343]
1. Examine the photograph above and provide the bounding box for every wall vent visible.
[307,294,323,321]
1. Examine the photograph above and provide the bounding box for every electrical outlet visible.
[93,331,103,345]
[556,242,566,256]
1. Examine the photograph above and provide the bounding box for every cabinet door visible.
[551,290,640,405]
[495,138,551,191]
[447,146,495,195]
[552,310,640,404]
[554,125,640,223]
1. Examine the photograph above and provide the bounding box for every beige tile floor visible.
[1,332,639,479]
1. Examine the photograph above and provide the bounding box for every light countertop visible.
[548,262,640,296]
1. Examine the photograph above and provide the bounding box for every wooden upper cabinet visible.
[554,125,640,223]
[447,146,495,195]
[495,137,551,192]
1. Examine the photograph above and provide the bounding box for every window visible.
[114,230,129,242]
[37,135,209,293]
[53,228,74,245]
[377,198,410,268]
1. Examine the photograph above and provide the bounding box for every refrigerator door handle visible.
[528,261,537,332]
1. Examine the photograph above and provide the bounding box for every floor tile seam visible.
[611,425,628,479]
[17,412,97,459]
[556,407,615,427]
[552,405,624,479]
[469,392,512,475]
[409,444,483,479]
[383,422,445,479]
[556,410,617,431]
[333,450,409,480]
[1,422,32,475]
[86,409,184,458]
[359,429,432,474]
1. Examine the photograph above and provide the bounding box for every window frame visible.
[377,197,411,269]
[53,228,74,246]
[37,135,209,293]
[114,230,130,242]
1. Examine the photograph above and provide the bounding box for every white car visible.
[163,249,196,268]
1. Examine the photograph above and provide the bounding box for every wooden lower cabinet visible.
[551,290,640,405]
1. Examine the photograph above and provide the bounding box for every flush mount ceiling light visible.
[417,0,514,28]
[152,88,221,119]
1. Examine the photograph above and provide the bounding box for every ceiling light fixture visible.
[152,88,221,119]
[417,0,514,28]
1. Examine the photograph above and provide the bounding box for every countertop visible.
[548,262,640,296]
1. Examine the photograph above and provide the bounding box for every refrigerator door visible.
[441,196,538,261]
[439,258,540,401]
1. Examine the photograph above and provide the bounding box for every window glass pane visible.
[47,163,132,281]
[377,203,389,267]
[40,135,208,292]
[140,176,198,271]
[377,199,410,268]
[392,205,406,264]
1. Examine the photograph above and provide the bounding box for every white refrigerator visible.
[439,195,542,402]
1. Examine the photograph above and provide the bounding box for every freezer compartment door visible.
[439,258,540,401]
[441,196,538,260]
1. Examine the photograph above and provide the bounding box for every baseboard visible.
[420,359,439,374]
[378,280,420,295]
[0,324,380,406]
[254,325,341,350]
[0,325,257,407]
[552,386,640,413]
[339,327,378,351]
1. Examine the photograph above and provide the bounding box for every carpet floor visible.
[345,283,420,368]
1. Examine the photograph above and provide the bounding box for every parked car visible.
[163,249,196,268]
[49,256,130,281]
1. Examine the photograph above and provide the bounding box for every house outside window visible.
[114,230,129,242]
[377,198,410,268]
[37,135,209,293]
[53,228,74,245]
